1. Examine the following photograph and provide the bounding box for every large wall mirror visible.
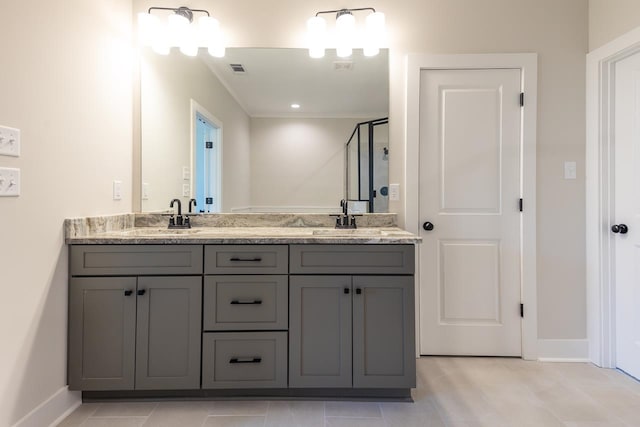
[140,47,389,213]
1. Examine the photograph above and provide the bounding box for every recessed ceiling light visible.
[291,103,301,109]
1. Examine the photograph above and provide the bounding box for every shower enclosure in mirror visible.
[139,47,389,213]
[346,118,389,213]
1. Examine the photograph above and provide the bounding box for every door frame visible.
[406,54,538,360]
[190,99,223,212]
[586,27,640,368]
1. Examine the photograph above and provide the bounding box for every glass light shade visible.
[364,11,385,57]
[179,24,199,56]
[137,13,160,46]
[151,29,170,55]
[168,13,189,47]
[336,13,355,58]
[199,16,225,57]
[306,16,326,58]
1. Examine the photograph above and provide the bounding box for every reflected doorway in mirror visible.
[192,101,222,213]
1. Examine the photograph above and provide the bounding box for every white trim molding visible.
[586,26,640,368]
[405,53,538,360]
[537,339,590,362]
[12,386,81,427]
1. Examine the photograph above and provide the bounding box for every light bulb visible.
[180,23,199,56]
[307,16,326,58]
[364,11,385,57]
[168,13,189,48]
[336,12,355,58]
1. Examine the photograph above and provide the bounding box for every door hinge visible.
[520,303,524,318]
[519,198,523,212]
[520,92,524,107]
[205,141,213,149]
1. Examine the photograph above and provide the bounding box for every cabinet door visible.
[68,277,136,391]
[135,276,202,390]
[352,276,416,388]
[289,276,352,388]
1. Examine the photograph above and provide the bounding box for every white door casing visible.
[586,27,640,369]
[613,51,640,379]
[419,69,522,356]
[406,54,538,360]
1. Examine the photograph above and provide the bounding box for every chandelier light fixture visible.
[138,6,226,58]
[306,7,386,59]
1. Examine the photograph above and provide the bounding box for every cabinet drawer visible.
[290,245,414,274]
[205,245,288,274]
[203,276,288,331]
[70,245,203,276]
[202,332,287,388]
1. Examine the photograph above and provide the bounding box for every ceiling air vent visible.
[333,61,354,71]
[229,63,246,74]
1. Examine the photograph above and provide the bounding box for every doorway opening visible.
[191,100,222,213]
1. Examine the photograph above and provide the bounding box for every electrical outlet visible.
[182,183,190,197]
[389,183,400,201]
[113,180,122,200]
[0,125,20,157]
[0,167,21,196]
[182,166,190,180]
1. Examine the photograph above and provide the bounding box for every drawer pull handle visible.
[229,257,263,262]
[230,300,263,305]
[229,357,262,364]
[137,289,146,296]
[124,290,133,296]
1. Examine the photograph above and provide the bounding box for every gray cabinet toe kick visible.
[68,243,416,396]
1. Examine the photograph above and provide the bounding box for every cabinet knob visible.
[344,288,350,294]
[355,288,362,295]
[137,289,146,296]
[124,290,133,296]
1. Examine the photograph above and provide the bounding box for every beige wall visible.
[140,51,251,212]
[249,118,359,210]
[0,0,133,425]
[589,0,640,51]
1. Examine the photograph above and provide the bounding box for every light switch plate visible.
[0,125,20,157]
[182,183,190,197]
[142,182,150,200]
[0,167,21,196]
[564,161,577,180]
[182,166,190,180]
[389,183,400,201]
[113,180,122,200]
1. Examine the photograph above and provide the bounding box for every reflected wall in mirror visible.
[140,47,389,213]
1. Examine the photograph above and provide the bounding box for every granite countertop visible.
[64,213,422,245]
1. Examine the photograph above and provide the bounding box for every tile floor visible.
[57,357,640,427]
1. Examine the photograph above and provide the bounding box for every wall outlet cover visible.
[113,180,122,200]
[389,183,400,201]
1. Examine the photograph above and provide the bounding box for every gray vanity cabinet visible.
[289,244,416,389]
[68,276,201,391]
[68,277,136,391]
[68,245,203,391]
[289,276,353,388]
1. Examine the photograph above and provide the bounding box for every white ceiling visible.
[201,48,389,118]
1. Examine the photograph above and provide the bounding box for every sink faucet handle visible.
[170,198,182,216]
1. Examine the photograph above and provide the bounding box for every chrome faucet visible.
[168,198,191,229]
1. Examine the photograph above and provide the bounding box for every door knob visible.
[423,221,434,231]
[611,224,629,234]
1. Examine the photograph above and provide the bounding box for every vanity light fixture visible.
[138,6,226,58]
[306,7,385,59]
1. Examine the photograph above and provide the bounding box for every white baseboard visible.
[537,339,590,362]
[12,386,81,427]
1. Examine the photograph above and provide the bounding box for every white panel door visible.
[419,69,522,356]
[614,52,640,380]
